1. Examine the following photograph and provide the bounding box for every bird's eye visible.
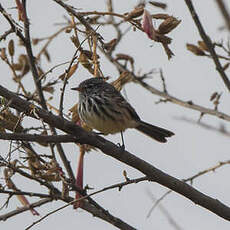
[87,84,93,89]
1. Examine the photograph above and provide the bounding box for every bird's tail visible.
[135,121,174,143]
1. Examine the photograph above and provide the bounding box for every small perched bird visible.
[71,77,174,145]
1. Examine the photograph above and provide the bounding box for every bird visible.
[71,77,174,146]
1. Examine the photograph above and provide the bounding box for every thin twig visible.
[147,160,230,217]
[26,176,147,230]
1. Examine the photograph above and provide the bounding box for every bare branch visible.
[0,198,52,221]
[215,0,230,31]
[0,133,77,143]
[184,0,230,91]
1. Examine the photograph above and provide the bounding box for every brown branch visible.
[184,0,230,92]
[0,28,14,41]
[147,190,183,230]
[22,0,47,110]
[0,198,52,221]
[52,0,104,45]
[0,189,52,199]
[101,51,230,122]
[0,4,26,43]
[185,160,230,183]
[148,159,230,216]
[215,0,230,31]
[135,78,230,121]
[26,176,148,230]
[1,85,230,221]
[0,133,77,143]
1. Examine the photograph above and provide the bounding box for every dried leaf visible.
[115,53,134,65]
[186,44,206,56]
[152,13,170,19]
[197,40,209,52]
[8,40,15,57]
[149,1,167,9]
[32,38,40,45]
[158,16,181,34]
[0,48,7,61]
[124,7,144,20]
[44,49,51,62]
[104,39,117,52]
[70,35,81,48]
[18,54,30,76]
[78,52,94,74]
[210,92,218,101]
[82,50,100,60]
[223,62,230,71]
[0,109,23,132]
[43,86,54,94]
[58,63,79,80]
[65,27,72,33]
[112,72,132,91]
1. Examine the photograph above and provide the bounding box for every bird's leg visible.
[118,131,125,151]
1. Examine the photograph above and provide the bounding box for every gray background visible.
[1,0,230,229]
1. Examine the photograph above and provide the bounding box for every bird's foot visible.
[117,143,125,151]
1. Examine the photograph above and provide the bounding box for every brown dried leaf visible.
[210,92,218,101]
[223,62,230,71]
[70,35,81,48]
[0,109,23,132]
[32,38,40,45]
[65,27,72,33]
[78,52,94,74]
[0,48,7,61]
[8,40,15,57]
[115,53,134,65]
[104,39,117,52]
[112,72,132,91]
[44,49,51,62]
[70,103,80,124]
[149,1,167,9]
[186,44,206,56]
[12,63,23,71]
[43,86,54,94]
[152,13,170,19]
[124,7,144,20]
[198,41,209,52]
[58,63,79,80]
[82,50,100,60]
[18,54,30,76]
[158,16,181,34]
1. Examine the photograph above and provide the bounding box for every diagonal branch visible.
[215,0,230,31]
[0,85,230,221]
[52,0,104,45]
[184,0,230,91]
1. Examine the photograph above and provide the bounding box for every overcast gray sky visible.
[1,0,230,229]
